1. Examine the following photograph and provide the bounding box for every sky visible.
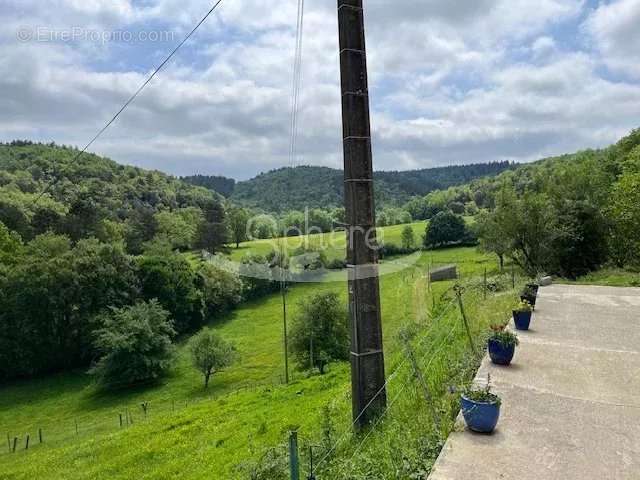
[1,0,639,180]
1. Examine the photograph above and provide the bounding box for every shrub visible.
[90,300,175,389]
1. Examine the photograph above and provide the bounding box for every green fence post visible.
[289,431,300,480]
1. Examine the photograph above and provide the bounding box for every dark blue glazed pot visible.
[488,339,515,365]
[513,310,532,330]
[461,395,501,433]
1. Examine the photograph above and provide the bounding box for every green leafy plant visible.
[463,378,501,406]
[488,330,519,348]
[514,299,532,312]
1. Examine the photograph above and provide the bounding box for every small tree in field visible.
[401,225,416,250]
[90,300,175,389]
[290,292,349,374]
[190,330,236,388]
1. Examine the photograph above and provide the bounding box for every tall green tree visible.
[137,251,204,334]
[227,207,251,248]
[401,225,416,250]
[290,292,349,374]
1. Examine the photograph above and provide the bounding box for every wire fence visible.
[1,374,284,457]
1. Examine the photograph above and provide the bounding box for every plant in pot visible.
[513,299,533,330]
[487,329,519,366]
[521,283,538,308]
[461,377,501,433]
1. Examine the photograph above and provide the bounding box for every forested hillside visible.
[181,174,235,197]
[0,141,235,382]
[0,141,227,254]
[227,162,513,212]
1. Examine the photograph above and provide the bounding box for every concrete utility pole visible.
[337,0,387,429]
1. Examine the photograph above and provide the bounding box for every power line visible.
[33,0,226,205]
[288,0,305,168]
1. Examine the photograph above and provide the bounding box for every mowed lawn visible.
[0,241,516,479]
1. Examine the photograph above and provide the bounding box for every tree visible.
[137,251,204,333]
[227,207,250,248]
[552,201,608,278]
[474,185,517,270]
[608,172,640,266]
[424,211,473,248]
[195,198,228,254]
[189,330,236,388]
[401,225,415,250]
[90,300,175,389]
[290,292,349,374]
[154,208,202,251]
[197,262,243,318]
[0,220,22,268]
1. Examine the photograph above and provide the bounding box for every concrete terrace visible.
[429,284,640,479]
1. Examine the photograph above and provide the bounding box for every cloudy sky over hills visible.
[1,0,639,179]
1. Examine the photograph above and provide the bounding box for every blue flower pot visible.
[513,310,532,330]
[461,395,501,433]
[488,339,515,365]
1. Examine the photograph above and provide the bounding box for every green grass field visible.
[558,268,640,287]
[226,221,429,263]
[0,230,526,479]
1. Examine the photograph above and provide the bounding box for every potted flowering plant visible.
[487,329,519,365]
[513,299,533,330]
[521,283,538,308]
[461,377,501,433]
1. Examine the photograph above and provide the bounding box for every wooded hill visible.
[0,141,227,254]
[186,162,514,212]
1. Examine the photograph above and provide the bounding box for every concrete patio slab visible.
[428,284,640,480]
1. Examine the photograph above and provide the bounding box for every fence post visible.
[38,428,43,444]
[25,435,29,450]
[308,446,316,480]
[75,420,78,435]
[454,285,478,357]
[288,431,300,480]
[12,437,17,453]
[483,268,487,299]
[6,433,10,453]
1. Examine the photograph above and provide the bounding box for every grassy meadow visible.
[0,224,526,479]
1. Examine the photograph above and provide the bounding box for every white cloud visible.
[584,0,640,78]
[0,0,637,179]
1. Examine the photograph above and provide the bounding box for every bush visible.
[290,292,349,374]
[189,330,236,388]
[379,242,418,259]
[90,300,175,389]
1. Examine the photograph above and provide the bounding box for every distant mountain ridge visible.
[199,162,514,212]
